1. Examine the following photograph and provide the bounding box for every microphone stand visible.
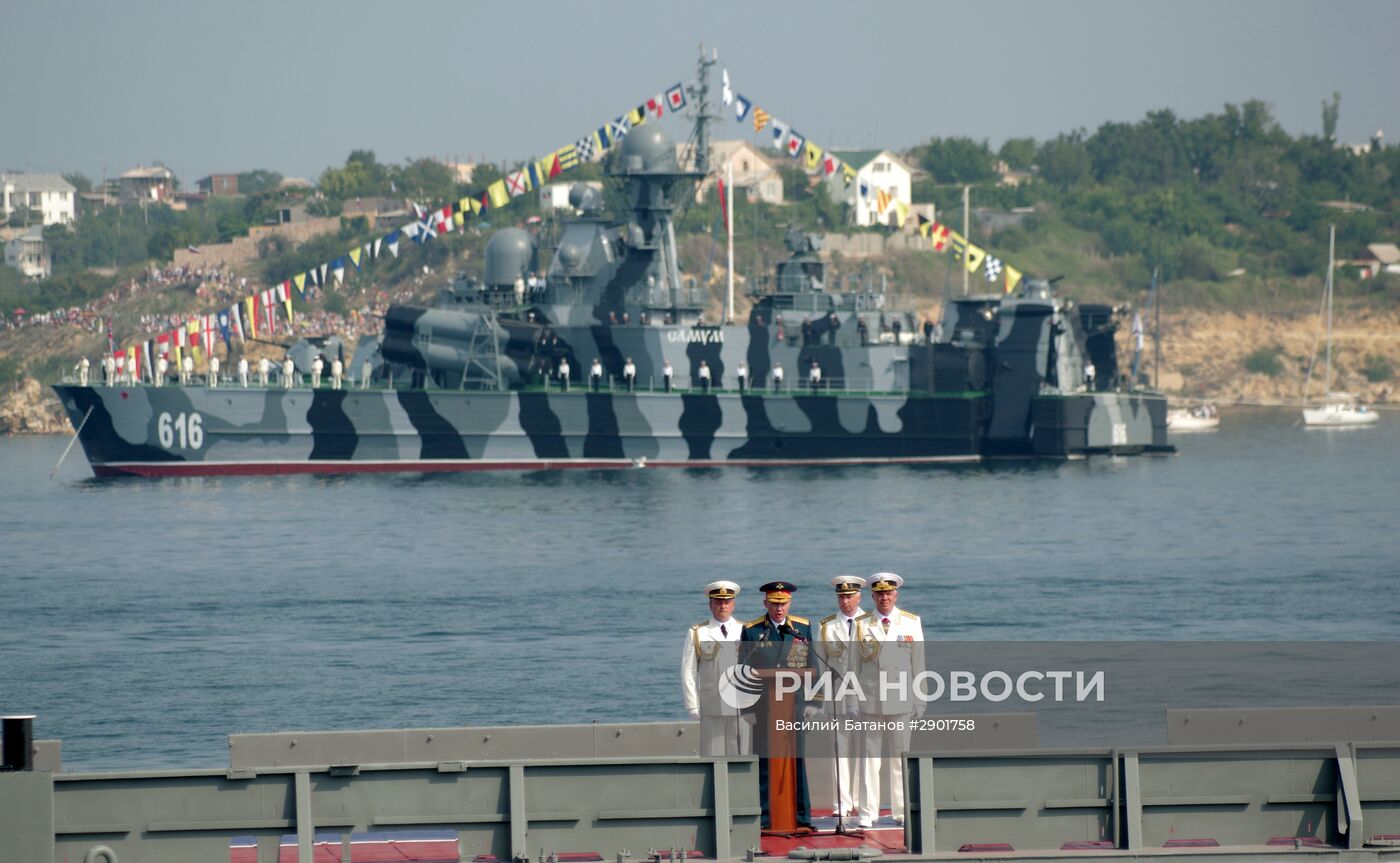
[801,621,858,836]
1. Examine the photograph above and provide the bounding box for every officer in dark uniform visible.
[741,581,815,830]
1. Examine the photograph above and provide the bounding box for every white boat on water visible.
[1167,405,1220,432]
[1302,394,1379,427]
[1303,226,1380,429]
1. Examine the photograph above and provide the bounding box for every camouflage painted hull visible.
[52,384,1002,476]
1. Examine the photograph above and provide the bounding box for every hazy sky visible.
[5,0,1398,187]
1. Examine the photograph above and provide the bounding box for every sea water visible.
[2,406,1397,769]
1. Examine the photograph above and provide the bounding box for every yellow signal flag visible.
[1004,264,1023,295]
[487,179,509,209]
[468,197,482,215]
[293,273,306,295]
[752,107,771,132]
[453,211,465,227]
[348,247,362,269]
[804,141,823,173]
[964,243,987,274]
[895,201,909,228]
[841,163,857,188]
[244,296,257,338]
[875,188,891,214]
[628,106,646,127]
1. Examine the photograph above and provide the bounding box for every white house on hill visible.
[0,173,76,226]
[4,226,51,278]
[826,150,913,227]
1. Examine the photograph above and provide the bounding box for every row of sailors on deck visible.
[76,355,374,390]
[682,574,924,830]
[559,358,826,393]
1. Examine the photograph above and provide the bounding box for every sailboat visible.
[1302,225,1379,427]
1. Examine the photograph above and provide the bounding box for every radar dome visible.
[618,124,677,173]
[484,228,534,287]
[568,183,603,212]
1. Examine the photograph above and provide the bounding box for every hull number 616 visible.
[158,411,204,449]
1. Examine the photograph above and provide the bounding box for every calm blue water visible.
[2,406,1398,770]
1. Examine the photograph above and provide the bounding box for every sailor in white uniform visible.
[258,357,270,387]
[76,357,90,386]
[361,359,372,389]
[311,356,324,389]
[208,355,220,387]
[156,355,168,387]
[622,358,637,392]
[737,360,749,394]
[681,580,751,757]
[771,363,784,392]
[238,357,250,388]
[558,357,571,392]
[283,356,296,388]
[331,357,343,390]
[662,360,674,393]
[817,575,868,827]
[115,354,126,386]
[854,572,924,827]
[180,354,193,386]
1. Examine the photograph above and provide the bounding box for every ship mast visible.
[691,45,715,176]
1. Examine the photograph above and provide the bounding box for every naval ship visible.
[51,63,1169,477]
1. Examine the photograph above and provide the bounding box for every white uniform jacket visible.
[681,619,742,717]
[854,608,925,716]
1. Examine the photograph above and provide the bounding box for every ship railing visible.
[553,373,896,396]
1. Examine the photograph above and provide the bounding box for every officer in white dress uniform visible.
[817,575,868,827]
[854,572,924,827]
[681,580,751,757]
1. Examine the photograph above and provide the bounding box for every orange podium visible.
[754,667,815,833]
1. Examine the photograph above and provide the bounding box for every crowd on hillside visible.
[2,263,434,345]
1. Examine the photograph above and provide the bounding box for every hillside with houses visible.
[3,99,1399,433]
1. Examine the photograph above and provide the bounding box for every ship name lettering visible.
[666,330,724,345]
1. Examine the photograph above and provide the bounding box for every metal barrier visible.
[2,756,759,863]
[904,742,1400,856]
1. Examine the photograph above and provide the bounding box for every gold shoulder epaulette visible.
[820,613,837,625]
[901,610,921,621]
[854,612,872,622]
[745,615,767,627]
[790,614,809,624]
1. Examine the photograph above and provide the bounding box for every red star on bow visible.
[120,390,129,399]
